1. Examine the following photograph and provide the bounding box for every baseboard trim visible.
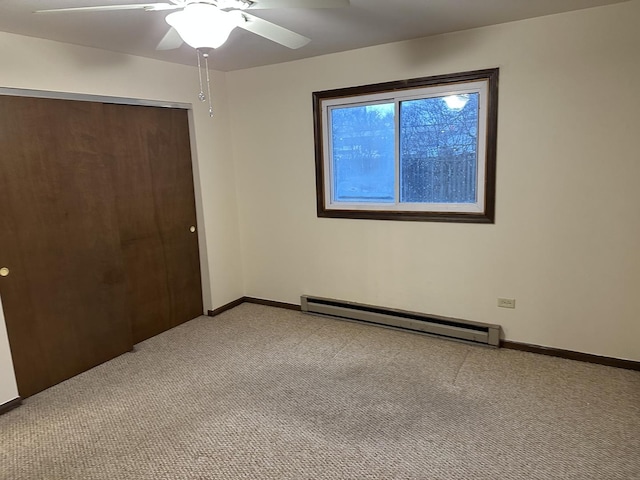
[0,397,22,415]
[243,297,301,311]
[501,340,640,371]
[207,297,638,371]
[207,297,300,317]
[207,297,246,317]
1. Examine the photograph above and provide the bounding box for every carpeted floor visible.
[1,303,639,479]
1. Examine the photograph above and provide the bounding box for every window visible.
[312,69,499,223]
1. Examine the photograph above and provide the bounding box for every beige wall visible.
[0,297,19,405]
[227,1,640,361]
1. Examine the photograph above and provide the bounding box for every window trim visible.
[312,68,499,223]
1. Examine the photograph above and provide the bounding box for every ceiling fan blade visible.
[235,12,310,49]
[35,3,179,13]
[156,27,184,50]
[248,0,349,9]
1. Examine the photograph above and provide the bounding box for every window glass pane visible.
[399,93,479,203]
[330,103,395,203]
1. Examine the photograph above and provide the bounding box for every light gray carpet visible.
[1,303,639,480]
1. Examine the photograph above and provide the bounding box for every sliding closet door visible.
[0,96,132,398]
[102,104,203,343]
[0,95,202,397]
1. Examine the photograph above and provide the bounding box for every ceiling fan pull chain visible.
[196,49,206,103]
[204,54,213,117]
[195,48,214,117]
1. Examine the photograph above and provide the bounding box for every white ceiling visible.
[0,0,629,71]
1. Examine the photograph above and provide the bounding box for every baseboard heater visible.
[300,295,500,347]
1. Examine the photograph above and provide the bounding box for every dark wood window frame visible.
[312,68,499,223]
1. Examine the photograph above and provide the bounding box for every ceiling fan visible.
[35,0,351,52]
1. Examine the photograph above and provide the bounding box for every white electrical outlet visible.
[497,298,516,309]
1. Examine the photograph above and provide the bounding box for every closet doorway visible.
[0,93,203,398]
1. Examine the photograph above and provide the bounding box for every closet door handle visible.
[189,226,196,233]
[0,267,9,277]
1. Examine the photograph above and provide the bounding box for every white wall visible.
[0,32,244,397]
[227,1,640,361]
[0,296,19,405]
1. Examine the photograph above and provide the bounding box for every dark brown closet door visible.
[102,104,203,343]
[0,96,133,398]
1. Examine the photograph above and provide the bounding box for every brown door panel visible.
[0,96,132,397]
[103,104,203,343]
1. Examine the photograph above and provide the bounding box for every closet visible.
[0,94,203,398]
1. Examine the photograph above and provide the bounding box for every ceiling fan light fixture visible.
[166,4,238,49]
